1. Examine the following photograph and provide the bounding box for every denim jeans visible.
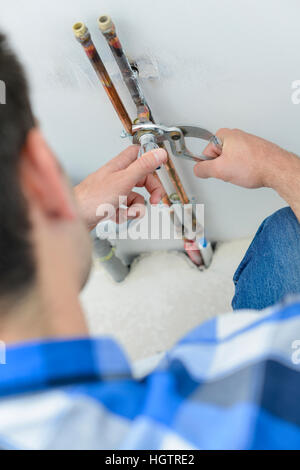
[232,207,300,310]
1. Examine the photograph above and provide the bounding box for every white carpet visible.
[81,238,251,361]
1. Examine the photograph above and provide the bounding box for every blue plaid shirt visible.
[0,299,300,450]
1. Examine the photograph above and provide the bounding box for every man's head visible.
[0,33,91,324]
[0,33,35,299]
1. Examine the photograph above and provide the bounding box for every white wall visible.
[2,0,298,240]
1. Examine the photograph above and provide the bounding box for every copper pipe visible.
[98,15,152,121]
[73,22,170,206]
[97,16,203,264]
[73,22,132,136]
[97,16,189,206]
[163,154,189,205]
[74,20,203,265]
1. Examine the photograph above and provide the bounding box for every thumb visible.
[125,148,167,184]
[193,159,218,179]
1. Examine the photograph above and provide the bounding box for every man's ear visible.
[20,128,75,220]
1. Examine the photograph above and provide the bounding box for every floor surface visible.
[81,238,251,361]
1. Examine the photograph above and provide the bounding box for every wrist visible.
[266,149,300,220]
[74,184,94,230]
[263,147,298,190]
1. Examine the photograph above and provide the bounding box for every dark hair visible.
[0,33,35,299]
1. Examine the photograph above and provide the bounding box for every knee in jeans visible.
[232,207,300,310]
[261,207,299,242]
[233,207,299,288]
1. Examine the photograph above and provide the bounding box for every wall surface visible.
[2,0,299,240]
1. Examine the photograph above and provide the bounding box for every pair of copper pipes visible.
[73,16,203,266]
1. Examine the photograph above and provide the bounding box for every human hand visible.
[194,128,292,189]
[75,145,167,229]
